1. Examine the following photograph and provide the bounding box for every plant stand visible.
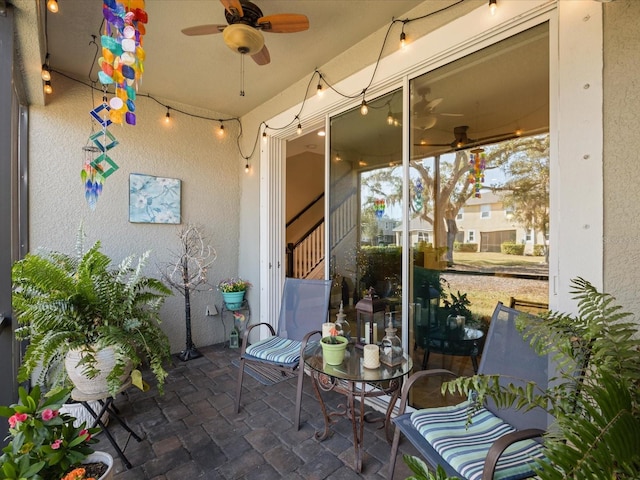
[71,381,143,469]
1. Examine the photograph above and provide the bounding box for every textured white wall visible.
[603,0,640,315]
[28,75,242,353]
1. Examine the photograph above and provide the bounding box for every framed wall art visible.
[129,173,181,224]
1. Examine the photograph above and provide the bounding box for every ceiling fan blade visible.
[220,0,243,17]
[181,24,225,36]
[251,44,271,65]
[425,98,443,110]
[257,14,309,33]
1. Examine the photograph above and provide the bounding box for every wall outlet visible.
[206,305,218,316]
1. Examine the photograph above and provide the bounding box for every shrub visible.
[453,242,478,252]
[500,242,525,255]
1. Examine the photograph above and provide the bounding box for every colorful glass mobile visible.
[414,179,424,212]
[82,0,147,209]
[374,198,386,218]
[468,149,486,198]
[98,0,147,126]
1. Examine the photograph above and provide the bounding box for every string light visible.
[41,54,51,81]
[218,123,225,137]
[262,130,268,142]
[165,107,171,124]
[400,31,406,49]
[43,81,53,94]
[489,0,497,15]
[296,121,302,135]
[387,109,394,125]
[47,0,59,13]
[316,82,324,97]
[360,99,368,115]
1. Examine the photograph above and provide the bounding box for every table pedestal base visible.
[309,371,401,473]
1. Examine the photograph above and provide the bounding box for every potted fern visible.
[12,234,172,397]
[438,277,640,479]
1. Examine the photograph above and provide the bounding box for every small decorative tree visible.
[160,224,216,361]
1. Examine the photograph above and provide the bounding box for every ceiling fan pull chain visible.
[240,54,245,96]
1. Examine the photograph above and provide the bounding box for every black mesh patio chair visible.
[234,277,331,430]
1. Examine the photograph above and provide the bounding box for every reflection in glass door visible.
[328,89,403,345]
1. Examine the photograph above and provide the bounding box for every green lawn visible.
[442,251,549,319]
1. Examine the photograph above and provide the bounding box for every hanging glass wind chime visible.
[82,0,147,209]
[469,149,486,198]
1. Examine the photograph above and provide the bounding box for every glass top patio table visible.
[304,343,412,472]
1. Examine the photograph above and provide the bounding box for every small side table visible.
[219,300,250,348]
[71,381,143,469]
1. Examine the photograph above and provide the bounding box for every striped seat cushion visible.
[245,336,304,365]
[410,400,545,480]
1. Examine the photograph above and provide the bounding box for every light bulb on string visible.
[400,31,406,49]
[164,107,171,124]
[262,130,268,142]
[489,0,497,15]
[43,81,53,95]
[360,99,368,115]
[217,122,225,137]
[317,82,324,97]
[245,162,250,173]
[387,109,394,125]
[47,0,58,13]
[297,122,302,135]
[41,54,51,81]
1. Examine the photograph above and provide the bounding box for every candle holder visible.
[355,288,385,349]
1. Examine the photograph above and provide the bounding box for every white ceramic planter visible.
[82,451,114,480]
[65,346,131,395]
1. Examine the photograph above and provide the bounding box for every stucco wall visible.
[603,0,640,315]
[28,75,242,353]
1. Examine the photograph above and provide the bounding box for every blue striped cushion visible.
[410,400,545,480]
[245,336,304,365]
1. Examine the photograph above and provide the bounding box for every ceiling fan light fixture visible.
[223,23,265,55]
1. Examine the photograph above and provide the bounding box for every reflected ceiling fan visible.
[415,125,521,150]
[181,0,309,66]
[412,87,463,130]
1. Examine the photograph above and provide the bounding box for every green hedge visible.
[501,242,525,255]
[454,242,478,252]
[533,244,546,256]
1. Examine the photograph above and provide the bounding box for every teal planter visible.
[222,291,245,310]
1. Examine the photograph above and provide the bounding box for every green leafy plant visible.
[12,234,172,396]
[441,290,473,324]
[217,277,251,293]
[442,277,640,479]
[403,455,460,480]
[0,386,99,480]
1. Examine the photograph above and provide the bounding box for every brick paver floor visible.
[97,343,419,479]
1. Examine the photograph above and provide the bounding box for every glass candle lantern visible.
[355,288,386,349]
[380,318,403,367]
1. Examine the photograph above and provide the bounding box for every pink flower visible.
[51,438,63,450]
[79,429,92,442]
[8,413,28,428]
[41,409,58,421]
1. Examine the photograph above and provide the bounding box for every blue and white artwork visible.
[129,173,181,224]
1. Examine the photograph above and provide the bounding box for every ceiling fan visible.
[181,0,310,66]
[414,125,521,151]
[412,87,463,130]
